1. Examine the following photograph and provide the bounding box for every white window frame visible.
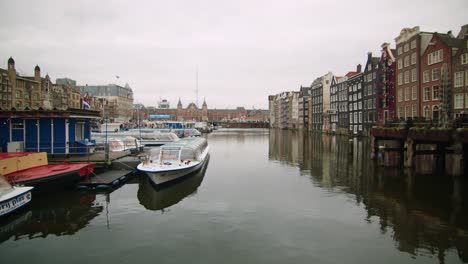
[411,53,417,65]
[411,86,417,100]
[461,53,468,65]
[423,70,430,83]
[432,68,439,81]
[432,85,439,101]
[454,71,464,87]
[411,68,417,82]
[423,87,431,101]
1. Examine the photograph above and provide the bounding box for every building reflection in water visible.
[269,130,468,263]
[0,191,103,243]
[138,156,210,211]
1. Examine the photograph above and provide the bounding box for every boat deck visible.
[48,151,131,165]
[77,170,134,189]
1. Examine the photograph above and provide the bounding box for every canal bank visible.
[0,129,466,264]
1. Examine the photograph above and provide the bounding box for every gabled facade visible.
[420,32,461,123]
[348,65,363,135]
[298,86,311,130]
[452,26,468,117]
[311,77,323,131]
[310,72,333,131]
[377,43,397,125]
[362,53,380,135]
[329,76,342,133]
[288,91,300,129]
[394,27,433,120]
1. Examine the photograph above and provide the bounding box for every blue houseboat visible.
[0,109,100,154]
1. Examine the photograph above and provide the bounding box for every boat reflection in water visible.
[269,130,468,263]
[138,155,210,211]
[0,191,103,243]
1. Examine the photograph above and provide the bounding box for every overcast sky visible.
[0,0,466,109]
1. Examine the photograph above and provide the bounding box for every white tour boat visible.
[0,175,33,217]
[137,137,210,185]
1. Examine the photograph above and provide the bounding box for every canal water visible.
[0,129,467,263]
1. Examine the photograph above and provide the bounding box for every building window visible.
[398,59,402,69]
[432,68,439,81]
[411,40,416,49]
[404,71,410,84]
[411,68,417,82]
[424,87,431,101]
[466,70,468,86]
[404,43,409,52]
[411,53,417,65]
[412,105,417,117]
[424,106,430,119]
[405,87,410,101]
[454,72,464,87]
[398,47,403,55]
[405,106,410,118]
[428,49,443,65]
[423,71,430,83]
[432,85,439,100]
[398,106,403,118]
[454,94,464,109]
[15,90,22,99]
[398,88,403,102]
[404,56,410,67]
[461,53,468,65]
[412,86,417,100]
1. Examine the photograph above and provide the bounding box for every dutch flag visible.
[83,99,91,109]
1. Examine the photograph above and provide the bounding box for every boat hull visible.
[6,164,94,192]
[0,187,33,217]
[146,157,207,185]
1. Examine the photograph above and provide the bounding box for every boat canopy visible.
[151,137,207,161]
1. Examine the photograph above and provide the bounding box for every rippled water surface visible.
[1,129,467,263]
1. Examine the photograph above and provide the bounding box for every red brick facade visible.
[420,34,457,122]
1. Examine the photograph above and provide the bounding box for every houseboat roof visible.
[0,108,100,119]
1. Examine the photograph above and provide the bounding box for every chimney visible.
[367,52,372,60]
[357,64,362,73]
[457,24,468,39]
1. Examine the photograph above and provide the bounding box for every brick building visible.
[452,25,468,117]
[394,27,433,120]
[376,43,397,125]
[420,32,461,123]
[362,53,379,135]
[348,65,363,135]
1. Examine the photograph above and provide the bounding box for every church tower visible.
[202,98,208,121]
[7,57,17,109]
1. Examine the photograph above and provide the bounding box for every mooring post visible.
[405,138,415,168]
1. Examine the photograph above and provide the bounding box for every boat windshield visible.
[160,147,181,161]
[0,175,13,195]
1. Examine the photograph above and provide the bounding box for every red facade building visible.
[420,33,461,122]
[376,43,397,125]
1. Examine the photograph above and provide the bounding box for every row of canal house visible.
[269,24,468,136]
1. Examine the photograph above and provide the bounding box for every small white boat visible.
[0,175,33,217]
[92,131,179,146]
[137,137,210,185]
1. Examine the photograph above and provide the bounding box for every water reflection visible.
[0,191,102,242]
[138,155,210,211]
[269,130,468,263]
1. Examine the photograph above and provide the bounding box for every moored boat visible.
[137,137,210,185]
[0,175,33,217]
[0,152,94,191]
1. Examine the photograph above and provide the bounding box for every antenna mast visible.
[196,65,199,107]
